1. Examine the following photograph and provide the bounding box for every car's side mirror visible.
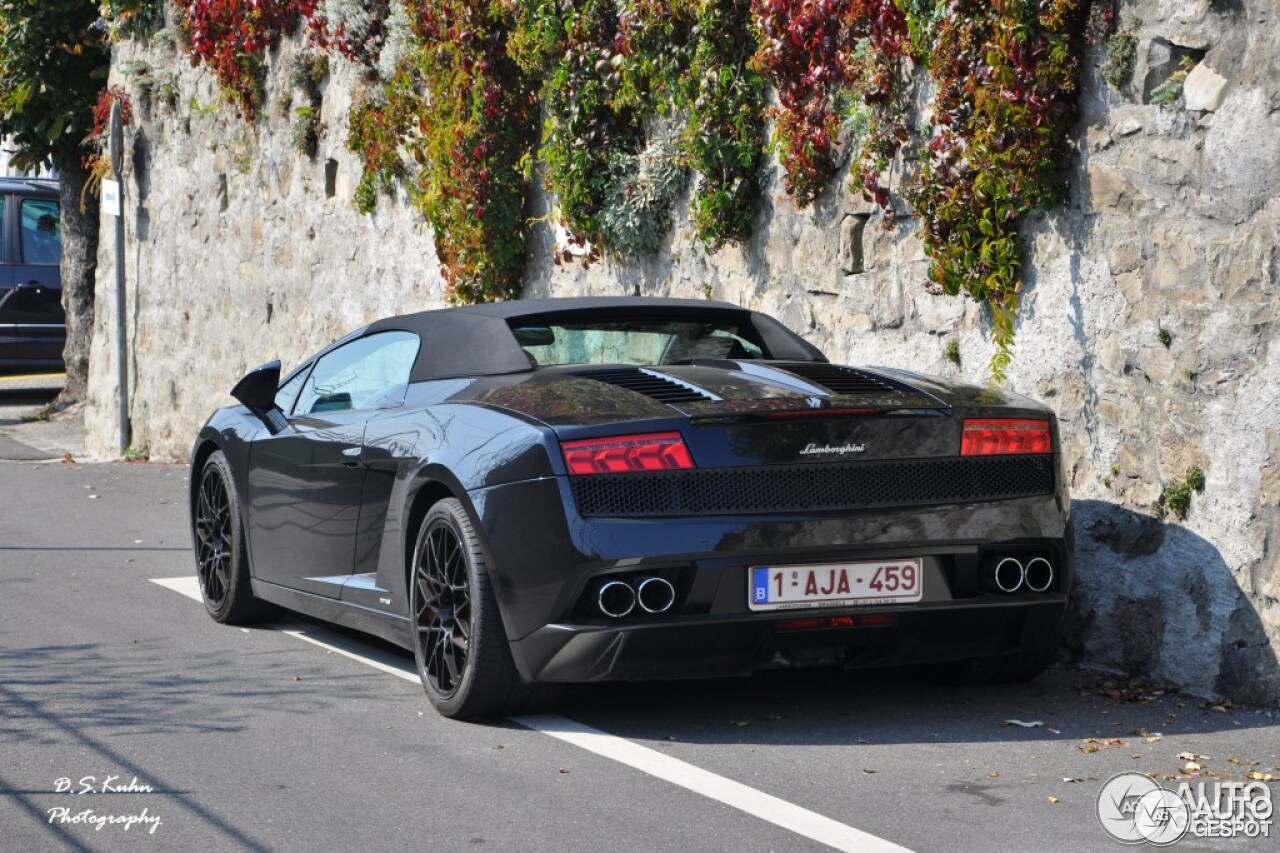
[230,360,281,412]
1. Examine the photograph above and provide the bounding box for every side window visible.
[274,365,310,415]
[21,199,61,265]
[293,331,419,416]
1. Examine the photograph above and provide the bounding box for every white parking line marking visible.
[513,714,911,853]
[151,576,911,853]
[151,576,203,602]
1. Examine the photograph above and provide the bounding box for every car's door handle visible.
[341,446,363,468]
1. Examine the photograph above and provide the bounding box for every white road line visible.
[151,576,912,853]
[513,714,911,853]
[151,576,202,602]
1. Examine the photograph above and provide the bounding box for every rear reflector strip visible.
[562,432,695,475]
[960,418,1052,456]
[776,614,899,632]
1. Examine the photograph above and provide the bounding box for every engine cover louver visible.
[773,363,904,397]
[574,367,719,405]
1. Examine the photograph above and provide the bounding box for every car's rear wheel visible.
[411,498,560,719]
[194,450,269,624]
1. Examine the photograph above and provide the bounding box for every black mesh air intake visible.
[573,368,717,404]
[570,455,1054,517]
[772,363,905,396]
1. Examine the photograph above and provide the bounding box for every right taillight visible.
[961,418,1052,456]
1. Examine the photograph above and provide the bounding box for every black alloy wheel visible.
[193,450,267,624]
[415,518,472,699]
[410,498,561,719]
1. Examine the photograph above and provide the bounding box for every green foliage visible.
[347,69,417,213]
[681,0,767,250]
[291,51,330,99]
[0,0,110,172]
[908,0,1083,383]
[528,0,641,244]
[406,0,539,303]
[1157,327,1172,348]
[944,337,960,367]
[292,106,321,158]
[1102,28,1137,90]
[599,130,688,256]
[1149,56,1194,107]
[1158,466,1206,521]
[100,0,163,40]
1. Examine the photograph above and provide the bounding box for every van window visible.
[21,199,61,265]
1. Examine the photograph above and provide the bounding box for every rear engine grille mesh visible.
[573,367,717,404]
[570,455,1055,517]
[772,363,904,396]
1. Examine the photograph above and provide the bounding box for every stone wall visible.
[87,0,1280,704]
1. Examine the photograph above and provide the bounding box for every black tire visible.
[410,498,561,719]
[193,450,270,625]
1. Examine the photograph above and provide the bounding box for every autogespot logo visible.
[1097,773,1189,845]
[1097,771,1274,845]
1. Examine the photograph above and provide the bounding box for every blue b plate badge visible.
[749,559,923,611]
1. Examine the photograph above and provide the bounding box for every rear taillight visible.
[561,432,695,475]
[961,419,1052,456]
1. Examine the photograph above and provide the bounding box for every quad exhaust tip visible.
[993,557,1025,594]
[1023,557,1054,593]
[636,577,676,614]
[598,577,675,617]
[598,581,636,618]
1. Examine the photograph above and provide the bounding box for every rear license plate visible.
[748,559,923,611]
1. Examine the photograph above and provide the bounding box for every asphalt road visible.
[2,459,1278,852]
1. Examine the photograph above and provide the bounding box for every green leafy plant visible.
[907,0,1083,382]
[1102,17,1138,91]
[405,0,539,302]
[292,106,321,158]
[681,0,767,250]
[599,130,688,256]
[944,338,960,367]
[1157,466,1205,521]
[1157,327,1172,348]
[1149,56,1194,107]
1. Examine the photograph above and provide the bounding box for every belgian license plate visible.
[748,559,923,611]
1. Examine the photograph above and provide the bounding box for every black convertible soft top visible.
[365,297,828,382]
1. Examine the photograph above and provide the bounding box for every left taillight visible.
[961,418,1052,456]
[561,432,695,475]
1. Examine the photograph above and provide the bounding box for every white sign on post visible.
[102,179,122,217]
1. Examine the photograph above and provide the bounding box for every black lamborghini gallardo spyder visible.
[190,297,1071,718]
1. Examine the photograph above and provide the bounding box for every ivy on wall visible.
[908,0,1081,380]
[166,0,1087,378]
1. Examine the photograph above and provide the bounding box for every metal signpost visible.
[106,103,129,456]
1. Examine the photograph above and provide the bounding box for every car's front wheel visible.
[410,498,560,719]
[193,450,269,624]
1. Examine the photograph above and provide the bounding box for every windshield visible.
[511,320,766,368]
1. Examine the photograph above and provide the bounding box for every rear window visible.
[511,319,766,368]
[21,198,61,265]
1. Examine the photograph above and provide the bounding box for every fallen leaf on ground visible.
[559,767,569,774]
[1048,796,1060,804]
[1001,720,1044,728]
[63,452,74,463]
[1184,762,1202,772]
[988,771,1000,778]
[1177,752,1196,761]
[862,768,876,774]
[1062,777,1084,783]
[1248,771,1279,782]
